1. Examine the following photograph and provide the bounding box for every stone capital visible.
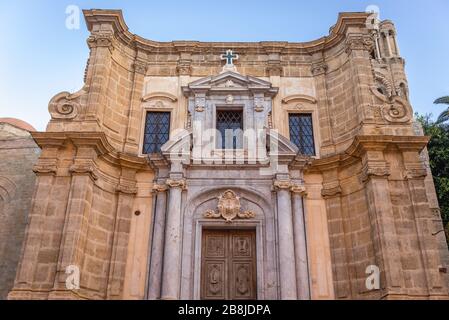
[33,159,58,176]
[290,184,307,196]
[166,178,187,190]
[177,59,192,76]
[403,168,427,180]
[69,161,99,181]
[321,181,342,198]
[361,163,391,183]
[345,34,374,54]
[116,184,138,195]
[152,183,169,193]
[132,61,147,75]
[87,34,114,50]
[273,180,292,190]
[311,62,328,76]
[267,62,283,77]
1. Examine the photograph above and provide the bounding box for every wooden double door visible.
[201,229,257,300]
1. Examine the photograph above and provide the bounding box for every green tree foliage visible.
[416,114,449,244]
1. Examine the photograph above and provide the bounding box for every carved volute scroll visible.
[204,190,255,222]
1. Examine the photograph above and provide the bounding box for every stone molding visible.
[31,132,148,171]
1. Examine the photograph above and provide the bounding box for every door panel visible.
[201,229,256,300]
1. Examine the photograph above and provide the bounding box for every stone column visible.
[147,183,168,300]
[274,180,298,300]
[391,31,400,56]
[291,185,310,300]
[160,178,186,300]
[384,32,393,57]
[373,32,381,59]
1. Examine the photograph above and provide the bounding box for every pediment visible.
[183,71,278,96]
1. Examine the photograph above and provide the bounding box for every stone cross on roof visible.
[220,49,239,73]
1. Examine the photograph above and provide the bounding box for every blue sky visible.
[0,0,448,131]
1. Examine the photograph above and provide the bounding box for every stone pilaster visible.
[107,170,138,299]
[124,55,147,154]
[311,61,334,155]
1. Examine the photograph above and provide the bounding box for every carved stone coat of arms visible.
[204,190,255,223]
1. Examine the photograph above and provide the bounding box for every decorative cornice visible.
[142,92,178,103]
[309,135,430,173]
[282,94,317,105]
[31,132,148,171]
[83,9,371,55]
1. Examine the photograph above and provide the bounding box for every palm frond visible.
[434,96,449,105]
[436,110,449,124]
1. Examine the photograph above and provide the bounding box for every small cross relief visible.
[204,190,255,223]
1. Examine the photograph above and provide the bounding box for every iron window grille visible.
[143,112,171,154]
[289,113,316,156]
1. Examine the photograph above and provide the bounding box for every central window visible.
[216,110,243,149]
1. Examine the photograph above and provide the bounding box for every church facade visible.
[5,9,449,300]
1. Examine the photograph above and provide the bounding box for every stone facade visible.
[0,119,40,300]
[4,9,449,300]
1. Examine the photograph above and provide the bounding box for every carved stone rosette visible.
[204,190,255,223]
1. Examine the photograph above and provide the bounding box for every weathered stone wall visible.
[0,122,40,300]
